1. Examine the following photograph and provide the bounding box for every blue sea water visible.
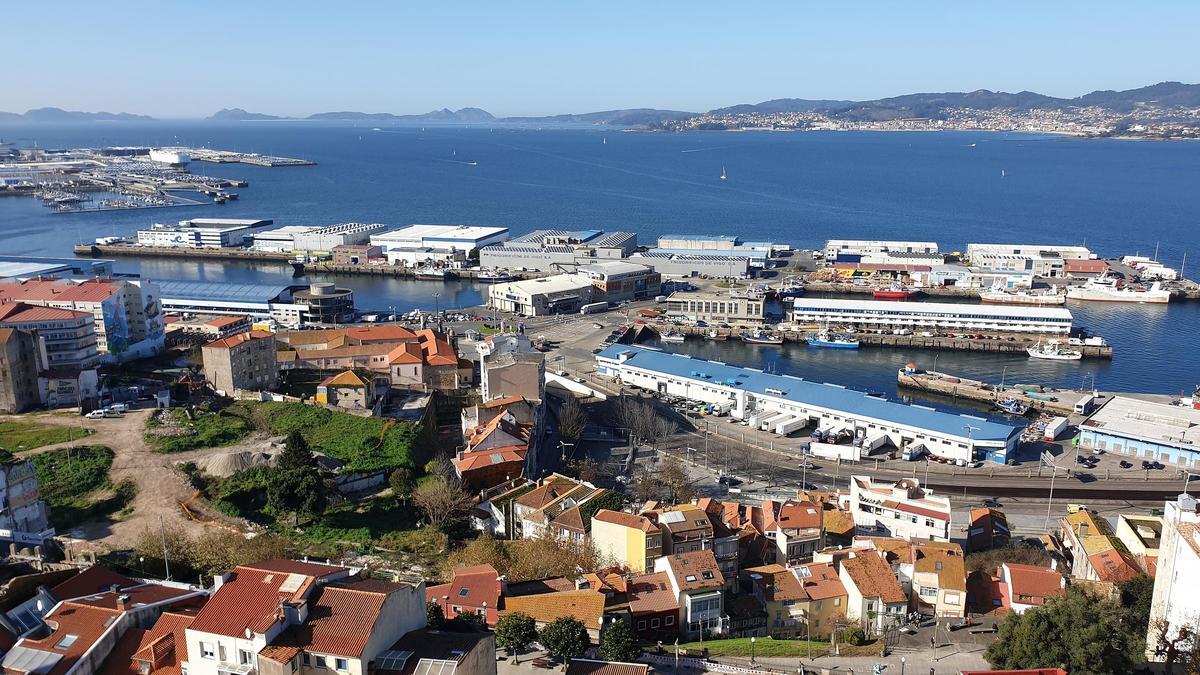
[0,122,1197,398]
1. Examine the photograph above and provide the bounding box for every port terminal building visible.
[790,298,1073,335]
[649,234,778,268]
[370,224,509,255]
[251,222,386,253]
[1078,396,1200,468]
[479,230,637,271]
[136,218,275,248]
[157,280,354,327]
[596,345,1021,463]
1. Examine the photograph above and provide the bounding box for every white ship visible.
[148,149,190,166]
[1027,339,1082,361]
[1065,275,1170,304]
[660,331,687,343]
[979,285,1067,306]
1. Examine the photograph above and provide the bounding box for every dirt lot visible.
[5,408,241,550]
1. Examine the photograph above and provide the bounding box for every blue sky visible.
[7,2,1198,118]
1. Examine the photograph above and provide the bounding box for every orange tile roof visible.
[913,544,966,592]
[514,476,584,510]
[794,562,846,601]
[842,551,907,604]
[745,564,808,602]
[204,316,245,328]
[767,500,823,531]
[454,445,527,472]
[0,302,91,323]
[417,329,458,366]
[502,590,606,629]
[0,278,123,304]
[465,410,531,450]
[345,325,417,342]
[23,603,124,675]
[204,330,274,350]
[388,341,424,364]
[593,509,658,533]
[480,395,526,409]
[126,610,198,675]
[663,550,724,591]
[426,565,501,625]
[189,565,329,637]
[564,659,649,675]
[264,580,402,658]
[822,510,855,537]
[99,627,146,675]
[1003,563,1065,606]
[627,572,679,615]
[1087,548,1141,583]
[50,566,136,601]
[320,369,372,388]
[73,584,194,610]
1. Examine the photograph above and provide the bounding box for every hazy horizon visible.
[6,2,1199,118]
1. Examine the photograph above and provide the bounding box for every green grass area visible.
[0,420,91,452]
[233,401,418,472]
[478,325,500,336]
[145,408,251,453]
[668,636,880,659]
[30,445,137,528]
[293,498,422,546]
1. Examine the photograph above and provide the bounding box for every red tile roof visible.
[73,584,194,610]
[0,279,124,304]
[425,564,501,625]
[841,551,907,605]
[593,509,658,533]
[626,572,679,615]
[264,580,401,658]
[745,564,808,602]
[204,330,274,350]
[794,562,846,601]
[0,302,91,323]
[417,329,458,367]
[1087,548,1141,583]
[502,590,606,629]
[49,566,136,601]
[454,445,527,473]
[1003,563,1065,606]
[22,603,124,675]
[204,316,246,328]
[662,550,724,591]
[188,563,344,637]
[564,659,650,675]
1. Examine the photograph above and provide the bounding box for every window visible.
[651,618,660,628]
[665,615,674,626]
[302,655,311,667]
[834,598,840,606]
[458,588,470,597]
[55,634,79,650]
[201,643,216,660]
[291,657,298,673]
[336,659,349,671]
[638,620,647,630]
[315,656,327,669]
[219,645,228,662]
[239,650,253,666]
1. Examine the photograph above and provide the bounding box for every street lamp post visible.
[900,655,906,675]
[750,636,756,664]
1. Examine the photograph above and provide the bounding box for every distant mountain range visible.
[0,107,154,122]
[4,82,1199,126]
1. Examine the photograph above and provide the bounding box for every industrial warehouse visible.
[790,298,1074,335]
[596,345,1021,463]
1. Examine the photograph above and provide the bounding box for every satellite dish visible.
[245,627,253,639]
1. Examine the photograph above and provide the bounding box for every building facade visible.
[0,328,41,413]
[202,331,279,394]
[790,298,1073,336]
[848,476,952,541]
[575,261,660,302]
[665,292,766,326]
[1078,396,1200,468]
[487,275,597,316]
[0,457,55,547]
[137,218,275,248]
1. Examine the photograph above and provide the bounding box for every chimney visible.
[117,594,131,609]
[1050,558,1058,571]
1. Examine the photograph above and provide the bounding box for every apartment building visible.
[0,328,42,413]
[743,564,808,639]
[848,476,952,541]
[277,327,469,391]
[908,541,967,619]
[1146,494,1200,660]
[838,550,907,635]
[202,330,279,394]
[425,564,502,626]
[654,550,727,640]
[590,510,663,573]
[477,334,545,402]
[626,571,680,641]
[790,562,848,639]
[0,303,101,371]
[1057,509,1141,583]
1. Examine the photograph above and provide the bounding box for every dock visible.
[185,148,316,167]
[802,278,1200,302]
[299,262,548,281]
[897,368,1082,415]
[74,244,293,263]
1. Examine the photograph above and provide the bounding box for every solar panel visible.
[413,659,458,675]
[278,573,307,594]
[375,650,414,672]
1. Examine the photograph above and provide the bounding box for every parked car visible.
[982,498,1001,508]
[84,410,107,419]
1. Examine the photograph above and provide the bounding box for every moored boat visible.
[704,330,727,341]
[1026,339,1083,361]
[475,268,512,283]
[979,285,1067,306]
[740,330,783,345]
[805,327,860,349]
[414,267,453,281]
[872,285,919,300]
[1065,275,1170,304]
[660,331,687,343]
[996,397,1030,415]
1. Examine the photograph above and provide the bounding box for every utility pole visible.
[160,514,172,581]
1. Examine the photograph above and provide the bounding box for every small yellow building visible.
[590,509,662,573]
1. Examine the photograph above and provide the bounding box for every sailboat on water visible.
[720,166,727,181]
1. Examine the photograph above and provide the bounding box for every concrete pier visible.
[897,368,1082,415]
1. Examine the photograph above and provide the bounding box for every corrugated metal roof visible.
[157,280,293,302]
[597,345,1018,443]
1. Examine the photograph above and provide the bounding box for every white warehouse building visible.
[137,218,274,249]
[596,345,1021,464]
[791,298,1073,335]
[824,240,940,259]
[371,224,509,254]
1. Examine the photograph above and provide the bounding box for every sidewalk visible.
[715,646,989,674]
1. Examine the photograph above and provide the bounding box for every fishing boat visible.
[1026,340,1083,361]
[660,331,687,343]
[704,330,727,341]
[996,397,1030,415]
[414,267,450,281]
[805,327,860,349]
[979,285,1067,305]
[740,330,782,345]
[475,269,512,284]
[1065,274,1170,304]
[872,284,919,300]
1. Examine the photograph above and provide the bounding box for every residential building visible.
[625,571,679,641]
[136,218,274,248]
[743,564,808,638]
[315,370,386,410]
[165,314,251,345]
[202,331,279,394]
[1058,509,1141,584]
[5,566,138,632]
[501,591,607,643]
[1146,494,1200,660]
[460,396,537,436]
[0,328,42,413]
[379,629,496,675]
[564,659,648,675]
[510,475,593,539]
[0,457,55,547]
[370,225,509,255]
[0,303,101,371]
[454,410,530,494]
[487,275,597,316]
[790,297,1073,336]
[967,507,1011,552]
[292,283,355,324]
[848,476,952,541]
[597,346,1021,465]
[276,327,469,391]
[654,550,727,640]
[762,499,824,564]
[477,334,544,402]
[790,562,848,639]
[591,510,662,573]
[665,292,766,326]
[999,562,1066,614]
[1115,514,1162,573]
[837,550,907,635]
[520,485,607,543]
[696,499,740,582]
[1078,396,1200,468]
[644,505,715,556]
[184,559,426,675]
[425,564,502,626]
[2,581,207,675]
[0,278,164,362]
[908,541,967,619]
[574,261,660,302]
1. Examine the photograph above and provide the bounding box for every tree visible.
[413,476,472,531]
[539,616,590,661]
[426,601,445,628]
[389,467,416,502]
[558,396,589,444]
[267,468,327,526]
[984,587,1135,674]
[277,430,314,471]
[426,455,457,482]
[658,458,697,503]
[452,610,487,631]
[495,612,538,657]
[1150,618,1200,672]
[612,396,676,445]
[445,535,513,579]
[599,619,641,662]
[569,457,605,485]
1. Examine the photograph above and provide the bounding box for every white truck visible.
[775,416,807,436]
[1043,416,1069,442]
[901,443,928,461]
[807,441,862,462]
[759,412,791,431]
[857,430,889,453]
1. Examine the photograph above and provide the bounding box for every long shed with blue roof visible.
[596,345,1020,463]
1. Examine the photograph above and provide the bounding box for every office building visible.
[371,224,509,255]
[665,291,766,326]
[848,476,953,541]
[202,330,279,394]
[575,261,660,302]
[1078,396,1200,467]
[791,297,1073,336]
[597,345,1021,463]
[487,275,596,316]
[136,218,275,248]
